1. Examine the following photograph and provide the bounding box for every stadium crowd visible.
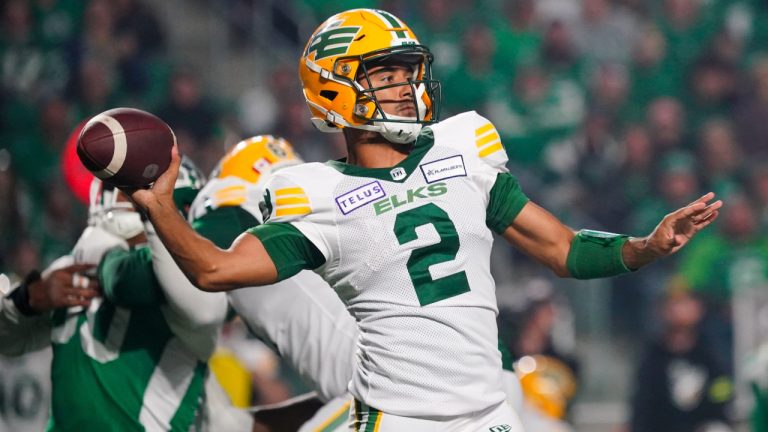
[2,0,768,430]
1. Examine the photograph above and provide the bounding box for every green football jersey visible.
[47,247,206,431]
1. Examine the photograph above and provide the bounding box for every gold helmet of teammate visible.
[515,355,577,420]
[298,8,441,144]
[212,135,301,186]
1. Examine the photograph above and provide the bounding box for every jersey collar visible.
[325,128,434,182]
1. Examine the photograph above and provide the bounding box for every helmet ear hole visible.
[320,90,338,101]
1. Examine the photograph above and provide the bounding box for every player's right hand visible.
[125,143,182,216]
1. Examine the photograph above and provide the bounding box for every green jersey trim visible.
[498,338,514,371]
[99,247,163,307]
[486,173,530,233]
[247,223,326,281]
[192,206,259,249]
[325,128,435,182]
[168,362,207,431]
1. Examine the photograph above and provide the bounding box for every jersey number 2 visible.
[394,203,470,306]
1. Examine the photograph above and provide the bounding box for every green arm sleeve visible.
[486,172,530,233]
[98,247,164,307]
[247,223,326,282]
[566,230,631,279]
[192,206,259,249]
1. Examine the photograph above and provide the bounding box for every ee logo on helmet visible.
[305,26,361,60]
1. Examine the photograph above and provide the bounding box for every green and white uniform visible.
[47,251,206,432]
[251,111,529,418]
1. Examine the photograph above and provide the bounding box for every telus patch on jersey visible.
[420,155,466,183]
[335,181,386,215]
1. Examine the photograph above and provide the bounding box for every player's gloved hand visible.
[72,225,130,266]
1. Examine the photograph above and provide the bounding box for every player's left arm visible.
[502,193,722,278]
[468,114,723,278]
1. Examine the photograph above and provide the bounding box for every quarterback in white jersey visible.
[255,110,522,417]
[131,8,721,431]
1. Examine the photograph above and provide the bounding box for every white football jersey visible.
[190,176,358,401]
[258,111,529,416]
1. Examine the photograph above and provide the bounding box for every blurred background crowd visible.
[3,0,768,430]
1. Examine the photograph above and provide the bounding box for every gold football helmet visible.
[299,8,441,144]
[212,135,301,186]
[516,355,577,420]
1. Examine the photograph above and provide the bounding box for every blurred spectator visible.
[571,0,639,67]
[1,0,49,100]
[747,163,768,230]
[486,62,585,172]
[156,68,224,173]
[33,0,84,50]
[734,55,768,159]
[657,0,720,74]
[71,59,120,119]
[645,97,691,156]
[67,0,119,92]
[587,63,631,126]
[543,110,623,220]
[540,19,583,82]
[686,55,740,130]
[491,0,542,76]
[629,24,681,112]
[112,0,166,95]
[629,289,733,432]
[440,23,502,117]
[696,119,745,197]
[10,97,73,194]
[409,0,466,74]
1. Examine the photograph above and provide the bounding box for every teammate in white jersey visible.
[129,8,723,431]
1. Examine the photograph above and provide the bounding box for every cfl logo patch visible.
[389,167,406,181]
[489,425,511,432]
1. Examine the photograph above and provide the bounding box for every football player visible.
[1,158,225,431]
[129,9,722,431]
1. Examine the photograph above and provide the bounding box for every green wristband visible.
[566,230,631,279]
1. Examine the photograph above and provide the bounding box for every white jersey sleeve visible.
[145,222,227,362]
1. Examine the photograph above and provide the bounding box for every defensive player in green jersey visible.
[2,158,225,432]
[129,9,722,431]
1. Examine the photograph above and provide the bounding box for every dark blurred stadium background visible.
[3,0,768,430]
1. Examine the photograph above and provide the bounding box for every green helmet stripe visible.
[376,10,407,38]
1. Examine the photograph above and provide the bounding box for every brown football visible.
[76,107,174,188]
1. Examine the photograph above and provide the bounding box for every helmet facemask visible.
[342,46,441,144]
[299,9,442,144]
[88,181,144,240]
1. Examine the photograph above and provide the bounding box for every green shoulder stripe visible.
[486,173,529,233]
[248,223,326,281]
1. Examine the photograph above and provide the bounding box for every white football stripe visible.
[90,114,127,179]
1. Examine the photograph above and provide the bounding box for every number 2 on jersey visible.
[393,203,470,306]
